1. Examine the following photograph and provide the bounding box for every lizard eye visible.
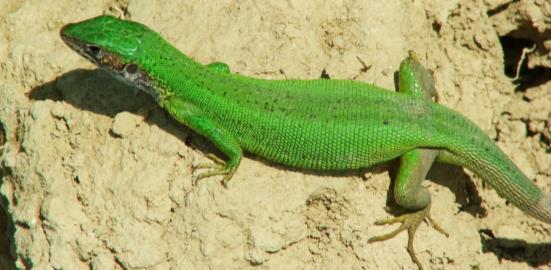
[86,45,102,58]
[124,63,138,74]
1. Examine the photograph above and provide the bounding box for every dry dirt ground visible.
[0,0,550,269]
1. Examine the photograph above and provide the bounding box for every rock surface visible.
[0,0,549,269]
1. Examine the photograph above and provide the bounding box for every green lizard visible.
[60,15,550,269]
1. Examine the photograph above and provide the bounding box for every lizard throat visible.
[105,67,161,102]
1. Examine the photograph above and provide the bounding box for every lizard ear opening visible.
[124,63,138,74]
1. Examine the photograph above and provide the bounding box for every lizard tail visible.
[449,141,551,224]
[527,192,551,223]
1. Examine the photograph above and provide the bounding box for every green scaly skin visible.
[60,15,550,269]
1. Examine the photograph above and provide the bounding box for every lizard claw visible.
[192,154,236,187]
[193,166,235,187]
[368,205,448,270]
[205,153,226,165]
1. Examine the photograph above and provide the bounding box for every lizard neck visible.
[136,33,210,103]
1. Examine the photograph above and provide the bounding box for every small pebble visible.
[111,112,141,138]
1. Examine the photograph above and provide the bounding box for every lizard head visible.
[60,15,160,99]
[60,15,145,67]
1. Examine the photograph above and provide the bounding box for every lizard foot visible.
[368,205,448,270]
[193,154,235,187]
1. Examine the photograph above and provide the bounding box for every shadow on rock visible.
[28,68,219,160]
[480,229,551,267]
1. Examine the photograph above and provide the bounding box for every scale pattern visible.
[60,15,550,223]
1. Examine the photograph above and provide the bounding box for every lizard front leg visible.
[161,96,242,187]
[205,61,231,74]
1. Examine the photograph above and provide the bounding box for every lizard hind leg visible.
[397,51,439,101]
[368,149,448,270]
[369,53,447,269]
